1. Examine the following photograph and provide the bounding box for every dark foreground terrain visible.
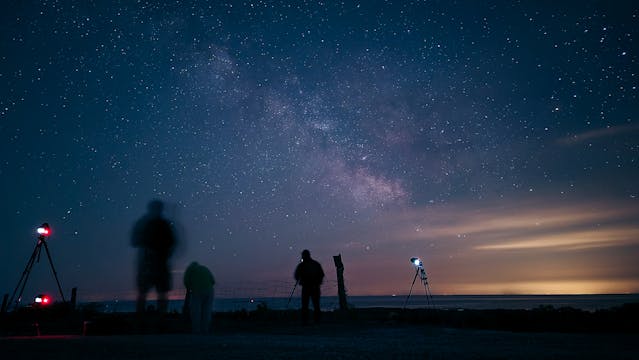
[1,304,638,359]
[2,327,638,360]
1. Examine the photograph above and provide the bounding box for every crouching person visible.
[184,261,215,334]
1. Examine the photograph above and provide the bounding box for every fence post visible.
[333,254,348,310]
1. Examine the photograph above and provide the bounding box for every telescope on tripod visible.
[403,256,434,309]
[6,223,66,311]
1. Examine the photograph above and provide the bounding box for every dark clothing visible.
[294,257,325,324]
[294,258,325,287]
[184,262,215,334]
[184,262,215,293]
[131,212,176,312]
[301,285,321,324]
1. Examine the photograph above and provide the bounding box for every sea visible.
[92,294,639,313]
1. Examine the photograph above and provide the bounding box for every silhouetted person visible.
[183,261,215,334]
[184,261,215,334]
[294,249,325,324]
[131,200,176,313]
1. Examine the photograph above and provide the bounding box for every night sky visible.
[1,1,638,303]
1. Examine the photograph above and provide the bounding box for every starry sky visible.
[1,1,638,303]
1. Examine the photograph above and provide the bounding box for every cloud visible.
[359,197,639,254]
[474,227,639,251]
[557,124,639,145]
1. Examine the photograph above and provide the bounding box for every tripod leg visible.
[421,281,431,306]
[8,243,41,310]
[419,268,434,307]
[425,282,434,306]
[286,280,298,309]
[42,242,66,302]
[403,269,420,309]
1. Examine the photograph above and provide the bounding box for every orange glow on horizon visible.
[347,279,639,296]
[430,279,639,295]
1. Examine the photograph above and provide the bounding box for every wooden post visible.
[333,254,348,310]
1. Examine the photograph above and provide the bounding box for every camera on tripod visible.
[5,222,66,312]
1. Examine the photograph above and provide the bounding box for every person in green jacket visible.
[183,261,215,334]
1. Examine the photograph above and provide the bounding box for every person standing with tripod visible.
[294,249,325,325]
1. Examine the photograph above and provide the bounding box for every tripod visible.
[403,264,433,309]
[8,231,66,311]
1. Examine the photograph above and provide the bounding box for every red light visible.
[34,294,52,306]
[36,223,51,240]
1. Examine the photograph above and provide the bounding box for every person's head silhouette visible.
[301,249,311,261]
[148,199,164,216]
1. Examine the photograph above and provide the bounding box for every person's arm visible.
[294,264,301,281]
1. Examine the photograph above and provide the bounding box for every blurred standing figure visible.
[294,249,325,324]
[183,261,215,334]
[131,200,176,313]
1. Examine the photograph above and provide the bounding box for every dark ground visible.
[2,325,638,359]
[1,305,638,359]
